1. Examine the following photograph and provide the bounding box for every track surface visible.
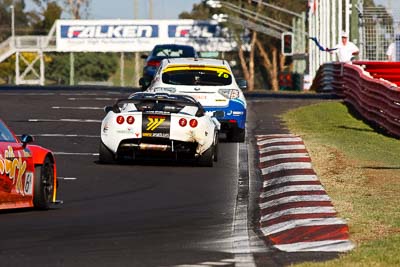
[0,88,337,266]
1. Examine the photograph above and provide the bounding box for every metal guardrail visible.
[311,61,400,138]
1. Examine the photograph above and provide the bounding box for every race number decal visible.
[24,172,33,195]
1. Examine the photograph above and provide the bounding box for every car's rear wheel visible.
[198,146,214,167]
[227,127,245,142]
[99,141,115,164]
[33,156,54,210]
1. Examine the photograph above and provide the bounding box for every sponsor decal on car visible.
[142,115,170,138]
[146,116,166,131]
[143,133,169,138]
[193,95,207,100]
[24,172,33,195]
[0,146,28,195]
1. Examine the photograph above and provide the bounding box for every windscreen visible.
[162,67,232,86]
[152,46,195,58]
[0,121,16,142]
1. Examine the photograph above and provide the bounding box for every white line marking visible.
[32,134,99,138]
[260,145,306,153]
[263,175,319,187]
[0,92,55,96]
[57,177,78,180]
[257,137,303,145]
[261,162,313,175]
[256,134,296,138]
[233,142,256,265]
[68,97,116,101]
[54,152,99,156]
[260,185,325,198]
[29,119,101,123]
[261,206,337,222]
[274,240,355,252]
[259,195,331,209]
[198,262,232,266]
[260,153,309,162]
[52,106,103,110]
[260,217,347,236]
[59,93,99,96]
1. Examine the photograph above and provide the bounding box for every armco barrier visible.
[311,61,400,138]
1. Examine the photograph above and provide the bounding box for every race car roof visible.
[161,57,230,68]
[160,58,232,75]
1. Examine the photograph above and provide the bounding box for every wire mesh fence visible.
[362,2,400,61]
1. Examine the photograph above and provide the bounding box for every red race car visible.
[0,118,59,210]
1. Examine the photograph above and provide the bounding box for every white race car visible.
[140,57,247,142]
[99,92,220,166]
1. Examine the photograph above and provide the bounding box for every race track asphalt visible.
[0,87,340,267]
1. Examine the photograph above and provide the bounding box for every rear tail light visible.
[218,89,240,99]
[179,118,187,127]
[230,90,240,98]
[116,116,125,124]
[127,116,135,124]
[146,60,161,67]
[189,119,198,128]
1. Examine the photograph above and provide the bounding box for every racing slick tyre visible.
[99,141,115,164]
[197,146,215,167]
[33,156,55,210]
[227,127,245,142]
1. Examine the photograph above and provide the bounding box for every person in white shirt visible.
[327,31,359,62]
[386,42,397,61]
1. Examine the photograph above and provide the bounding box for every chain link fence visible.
[362,1,400,60]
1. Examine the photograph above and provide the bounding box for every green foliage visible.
[0,0,29,41]
[29,1,62,34]
[46,52,118,84]
[179,1,211,20]
[0,57,13,83]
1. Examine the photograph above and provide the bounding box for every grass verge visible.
[281,100,400,267]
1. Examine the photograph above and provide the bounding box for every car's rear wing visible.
[106,96,206,117]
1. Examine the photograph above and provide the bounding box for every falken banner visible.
[56,19,238,52]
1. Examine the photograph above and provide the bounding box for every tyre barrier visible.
[311,61,400,138]
[256,134,354,252]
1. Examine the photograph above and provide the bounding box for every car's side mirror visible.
[236,78,248,90]
[139,77,151,91]
[141,54,148,59]
[20,134,34,148]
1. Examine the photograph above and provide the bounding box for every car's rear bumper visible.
[204,101,246,130]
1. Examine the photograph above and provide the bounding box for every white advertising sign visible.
[56,19,238,52]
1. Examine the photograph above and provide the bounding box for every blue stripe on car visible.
[204,100,246,129]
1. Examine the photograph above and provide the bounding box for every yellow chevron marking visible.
[146,117,165,131]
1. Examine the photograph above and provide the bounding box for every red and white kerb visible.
[255,134,354,252]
